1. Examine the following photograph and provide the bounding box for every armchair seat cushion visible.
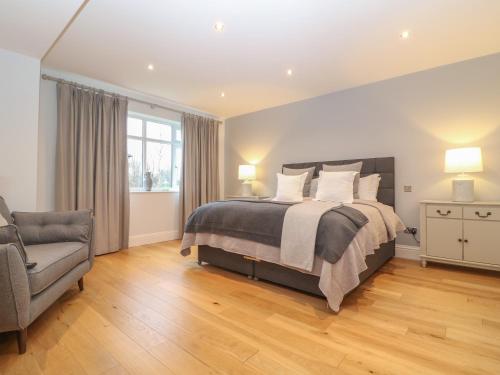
[25,242,89,296]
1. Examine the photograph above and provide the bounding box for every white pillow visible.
[358,174,381,201]
[0,215,8,227]
[273,172,308,202]
[315,171,358,203]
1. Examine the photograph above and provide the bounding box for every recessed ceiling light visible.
[287,69,293,76]
[220,92,225,98]
[147,64,154,71]
[214,22,225,32]
[400,30,410,39]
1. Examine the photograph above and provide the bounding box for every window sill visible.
[130,190,179,194]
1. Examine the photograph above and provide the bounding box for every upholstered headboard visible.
[282,157,395,207]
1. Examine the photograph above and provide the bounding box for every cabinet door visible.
[426,218,462,260]
[463,220,500,265]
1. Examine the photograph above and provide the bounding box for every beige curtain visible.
[55,83,129,255]
[179,113,220,235]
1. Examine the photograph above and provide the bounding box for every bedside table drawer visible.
[426,205,462,219]
[464,206,500,221]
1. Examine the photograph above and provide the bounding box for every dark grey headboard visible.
[282,157,395,207]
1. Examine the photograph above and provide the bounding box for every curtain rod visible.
[41,73,187,115]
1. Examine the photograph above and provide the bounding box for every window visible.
[127,114,182,191]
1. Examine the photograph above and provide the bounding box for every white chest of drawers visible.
[420,200,500,271]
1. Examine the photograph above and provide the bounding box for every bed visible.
[181,157,403,311]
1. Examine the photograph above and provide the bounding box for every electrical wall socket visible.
[404,227,418,235]
[403,185,412,192]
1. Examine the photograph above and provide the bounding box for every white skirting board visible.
[395,244,420,260]
[129,230,180,247]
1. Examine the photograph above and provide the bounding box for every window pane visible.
[173,146,182,190]
[146,121,171,141]
[127,117,142,137]
[146,141,172,190]
[175,128,182,142]
[127,138,143,189]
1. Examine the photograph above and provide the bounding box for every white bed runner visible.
[280,200,341,272]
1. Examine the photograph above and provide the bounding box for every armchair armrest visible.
[12,210,94,246]
[0,244,30,332]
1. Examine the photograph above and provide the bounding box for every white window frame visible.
[127,113,182,192]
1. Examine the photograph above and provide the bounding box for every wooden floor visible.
[1,241,500,374]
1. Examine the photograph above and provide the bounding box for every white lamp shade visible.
[445,147,483,174]
[238,164,256,180]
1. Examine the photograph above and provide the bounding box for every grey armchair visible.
[0,196,94,354]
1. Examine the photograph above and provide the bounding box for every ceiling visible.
[7,1,500,118]
[0,0,85,58]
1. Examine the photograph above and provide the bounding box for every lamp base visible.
[241,181,253,197]
[452,175,474,202]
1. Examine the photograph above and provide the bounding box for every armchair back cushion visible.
[13,210,93,245]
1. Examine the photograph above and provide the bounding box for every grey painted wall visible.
[225,53,500,245]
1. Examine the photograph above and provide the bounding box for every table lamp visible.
[238,164,256,197]
[445,147,483,202]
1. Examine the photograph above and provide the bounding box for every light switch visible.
[403,185,412,192]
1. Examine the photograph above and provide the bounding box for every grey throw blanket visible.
[184,199,368,264]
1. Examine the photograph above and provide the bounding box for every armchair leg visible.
[78,277,84,291]
[17,328,27,354]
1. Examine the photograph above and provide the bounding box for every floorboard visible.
[1,240,500,374]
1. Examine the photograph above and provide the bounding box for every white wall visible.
[0,48,40,211]
[225,53,500,246]
[129,192,180,246]
[37,67,222,246]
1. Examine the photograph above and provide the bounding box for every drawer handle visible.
[475,211,492,218]
[436,209,451,216]
[458,238,462,242]
[464,239,469,243]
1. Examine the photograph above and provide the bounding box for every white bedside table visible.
[420,200,500,271]
[225,195,270,200]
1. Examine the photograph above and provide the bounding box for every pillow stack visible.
[273,172,309,202]
[315,170,358,203]
[322,162,363,198]
[282,166,315,196]
[274,162,381,203]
